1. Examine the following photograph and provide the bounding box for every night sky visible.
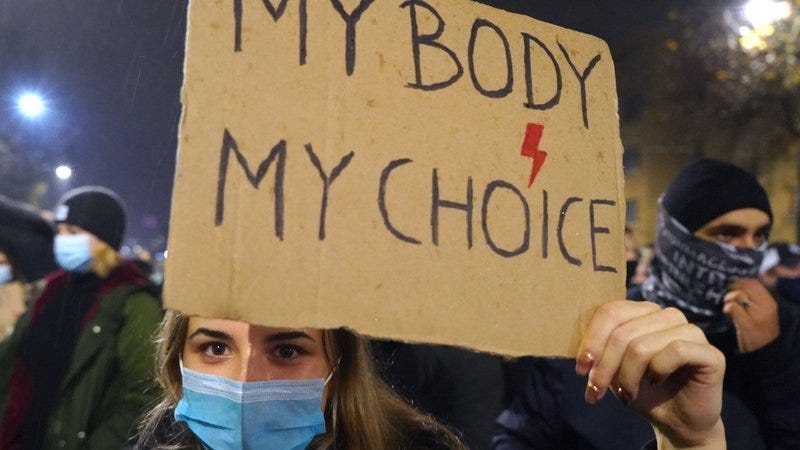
[0,0,681,250]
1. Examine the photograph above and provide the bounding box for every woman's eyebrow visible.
[266,330,316,343]
[188,327,233,340]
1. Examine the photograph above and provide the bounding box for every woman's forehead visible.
[186,316,323,339]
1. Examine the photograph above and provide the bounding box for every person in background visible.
[0,186,163,449]
[760,242,800,306]
[0,240,26,337]
[135,301,727,450]
[0,195,59,336]
[630,243,654,287]
[494,158,800,449]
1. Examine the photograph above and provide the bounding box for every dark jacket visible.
[492,288,800,449]
[0,261,163,449]
[374,341,505,450]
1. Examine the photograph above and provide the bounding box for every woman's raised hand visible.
[576,301,726,449]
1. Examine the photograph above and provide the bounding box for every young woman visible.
[136,310,466,450]
[0,186,162,450]
[136,301,726,450]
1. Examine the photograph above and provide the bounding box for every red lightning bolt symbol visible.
[520,123,548,188]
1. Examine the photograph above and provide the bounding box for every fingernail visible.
[585,381,600,405]
[575,351,594,376]
[616,386,633,406]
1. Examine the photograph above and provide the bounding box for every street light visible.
[743,0,791,28]
[16,92,46,119]
[737,0,792,50]
[55,165,72,180]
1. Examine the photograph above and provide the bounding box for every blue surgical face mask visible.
[174,365,328,450]
[0,264,12,285]
[54,234,93,273]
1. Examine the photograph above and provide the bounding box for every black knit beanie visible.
[662,158,772,232]
[54,186,127,250]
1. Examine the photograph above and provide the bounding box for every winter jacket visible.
[0,262,163,449]
[373,341,505,450]
[492,290,800,449]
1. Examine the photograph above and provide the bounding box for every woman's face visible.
[56,223,103,257]
[182,317,331,383]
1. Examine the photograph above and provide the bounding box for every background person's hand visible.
[724,278,780,353]
[576,301,726,449]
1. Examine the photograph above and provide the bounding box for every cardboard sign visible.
[166,0,625,357]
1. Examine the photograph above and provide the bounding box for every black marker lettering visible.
[522,33,562,110]
[329,0,376,76]
[468,18,513,98]
[481,180,530,258]
[557,42,601,129]
[305,144,355,240]
[431,169,473,248]
[541,189,549,258]
[233,0,308,65]
[401,0,463,91]
[589,199,617,273]
[260,0,290,19]
[215,129,286,240]
[557,196,583,266]
[379,159,421,245]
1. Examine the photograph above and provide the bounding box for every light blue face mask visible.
[0,264,12,285]
[174,365,328,450]
[54,234,93,273]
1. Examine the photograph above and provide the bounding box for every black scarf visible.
[641,205,764,333]
[19,272,102,449]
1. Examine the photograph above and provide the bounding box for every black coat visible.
[373,341,505,450]
[492,289,800,450]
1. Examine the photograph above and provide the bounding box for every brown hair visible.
[136,311,466,450]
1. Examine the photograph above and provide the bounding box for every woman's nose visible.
[242,350,272,382]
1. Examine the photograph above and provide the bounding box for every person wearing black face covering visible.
[493,159,800,449]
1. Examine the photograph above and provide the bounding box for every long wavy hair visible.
[136,310,466,450]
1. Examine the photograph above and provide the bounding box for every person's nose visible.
[242,347,272,382]
[734,235,758,249]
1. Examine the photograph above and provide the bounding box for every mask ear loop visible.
[324,356,343,386]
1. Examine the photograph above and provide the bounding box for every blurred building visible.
[617,22,800,246]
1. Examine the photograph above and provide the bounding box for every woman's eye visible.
[201,342,230,357]
[275,345,299,360]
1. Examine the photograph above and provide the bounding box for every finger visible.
[585,306,687,404]
[646,339,726,445]
[729,279,773,307]
[647,339,725,387]
[722,300,755,330]
[723,290,754,310]
[614,323,706,403]
[577,301,661,376]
